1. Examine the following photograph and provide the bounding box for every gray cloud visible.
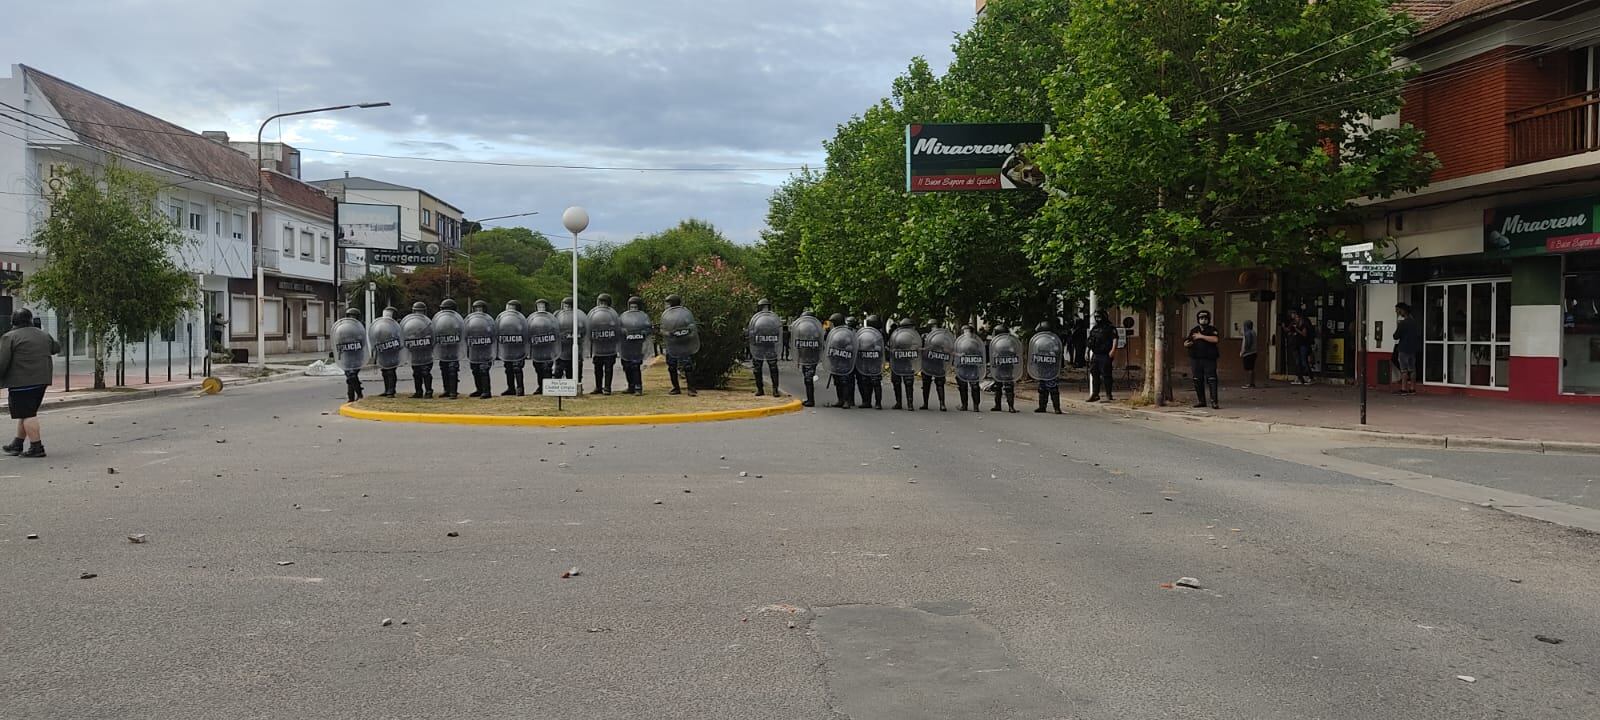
[5,0,974,242]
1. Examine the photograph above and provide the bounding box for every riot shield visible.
[401,312,435,365]
[556,307,588,362]
[495,309,529,363]
[953,333,985,383]
[660,305,700,359]
[618,309,652,363]
[824,326,856,376]
[855,327,885,377]
[332,317,367,372]
[527,309,561,363]
[432,309,464,362]
[1027,331,1063,382]
[789,315,824,366]
[465,311,497,364]
[888,326,922,378]
[989,332,1022,382]
[588,305,621,357]
[747,310,782,361]
[922,328,955,378]
[369,316,403,370]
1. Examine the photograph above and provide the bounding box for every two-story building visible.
[1356,0,1600,403]
[0,64,340,363]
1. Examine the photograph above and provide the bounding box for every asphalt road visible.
[2,368,1597,720]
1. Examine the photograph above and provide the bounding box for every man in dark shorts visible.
[0,308,61,458]
[1392,302,1421,395]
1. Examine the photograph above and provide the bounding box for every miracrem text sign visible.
[905,123,1048,193]
[1485,197,1600,257]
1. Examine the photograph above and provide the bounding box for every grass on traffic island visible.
[349,359,786,417]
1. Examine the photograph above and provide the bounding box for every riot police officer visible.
[887,317,920,411]
[497,300,530,396]
[618,296,652,395]
[953,325,985,412]
[920,322,954,411]
[1029,321,1064,414]
[1087,310,1116,402]
[988,322,1021,413]
[659,294,699,396]
[825,313,856,408]
[401,301,435,399]
[789,310,824,407]
[465,300,497,398]
[555,297,586,385]
[370,307,403,398]
[527,299,559,394]
[331,308,367,402]
[433,298,465,399]
[746,299,783,397]
[856,315,886,410]
[589,293,621,395]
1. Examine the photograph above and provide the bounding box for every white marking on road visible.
[261,576,324,583]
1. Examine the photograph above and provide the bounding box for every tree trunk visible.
[1154,296,1169,406]
[1143,302,1157,401]
[92,354,106,390]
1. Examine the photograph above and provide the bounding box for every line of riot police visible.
[329,294,702,402]
[771,304,1069,414]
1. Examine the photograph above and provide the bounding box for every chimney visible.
[202,130,230,143]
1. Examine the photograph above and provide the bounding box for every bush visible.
[639,256,761,389]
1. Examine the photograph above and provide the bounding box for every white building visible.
[0,64,340,365]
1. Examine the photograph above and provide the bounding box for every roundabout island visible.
[338,361,801,427]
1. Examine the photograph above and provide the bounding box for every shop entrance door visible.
[1421,279,1511,389]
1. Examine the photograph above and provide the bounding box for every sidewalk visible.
[1055,380,1600,452]
[8,361,312,412]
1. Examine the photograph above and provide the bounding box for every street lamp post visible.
[562,207,589,395]
[254,101,389,368]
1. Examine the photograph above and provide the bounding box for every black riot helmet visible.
[960,324,976,335]
[757,298,772,311]
[345,308,362,320]
[828,312,845,326]
[1035,320,1053,333]
[1196,310,1212,325]
[561,297,574,309]
[507,299,523,311]
[802,307,817,319]
[845,315,859,329]
[1094,309,1109,322]
[471,300,488,312]
[411,301,427,314]
[899,316,915,331]
[440,298,456,311]
[864,314,882,330]
[383,306,397,319]
[666,294,683,307]
[597,293,612,307]
[627,295,644,311]
[534,298,550,312]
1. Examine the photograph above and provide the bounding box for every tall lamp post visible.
[562,206,589,394]
[254,101,389,368]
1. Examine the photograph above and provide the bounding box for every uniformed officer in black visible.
[1186,309,1222,409]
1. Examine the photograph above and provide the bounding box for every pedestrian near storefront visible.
[1240,319,1258,388]
[209,312,228,353]
[1286,310,1314,385]
[0,309,60,458]
[1186,310,1221,409]
[1392,303,1421,395]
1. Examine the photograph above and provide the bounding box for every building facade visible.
[1357,0,1600,403]
[309,176,464,256]
[0,64,339,364]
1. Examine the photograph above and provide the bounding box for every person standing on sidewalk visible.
[1392,303,1422,395]
[1185,310,1221,409]
[1286,310,1314,385]
[1240,319,1258,388]
[1086,310,1116,402]
[209,312,228,353]
[0,309,60,458]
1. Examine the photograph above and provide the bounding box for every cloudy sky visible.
[3,1,976,244]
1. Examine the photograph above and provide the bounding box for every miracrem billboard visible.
[905,123,1048,193]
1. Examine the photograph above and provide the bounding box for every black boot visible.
[1193,379,1207,408]
[21,442,45,458]
[892,380,903,410]
[1006,384,1017,413]
[423,370,434,399]
[503,367,517,396]
[2,438,23,456]
[515,370,526,396]
[411,373,424,399]
[1035,391,1048,413]
[803,374,815,407]
[769,366,780,397]
[1052,386,1062,414]
[937,381,946,411]
[1208,377,1220,409]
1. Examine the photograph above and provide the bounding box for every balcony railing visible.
[1508,89,1600,166]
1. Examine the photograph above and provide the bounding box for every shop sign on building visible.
[1484,197,1599,257]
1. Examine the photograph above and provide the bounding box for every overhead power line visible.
[297,146,806,173]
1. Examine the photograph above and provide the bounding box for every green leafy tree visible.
[398,265,480,311]
[590,219,751,303]
[1031,0,1436,402]
[638,256,761,389]
[22,163,198,388]
[463,226,555,276]
[343,269,408,315]
[751,171,817,316]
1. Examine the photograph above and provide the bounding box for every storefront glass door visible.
[1422,279,1511,389]
[1564,253,1600,394]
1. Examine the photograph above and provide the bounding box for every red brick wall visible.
[1402,46,1574,182]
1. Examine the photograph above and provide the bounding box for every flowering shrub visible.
[639,256,762,389]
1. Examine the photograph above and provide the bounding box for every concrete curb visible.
[1062,396,1600,455]
[29,369,307,413]
[338,397,805,427]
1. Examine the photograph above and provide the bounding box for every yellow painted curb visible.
[338,397,804,427]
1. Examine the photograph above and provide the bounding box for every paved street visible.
[3,368,1598,719]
